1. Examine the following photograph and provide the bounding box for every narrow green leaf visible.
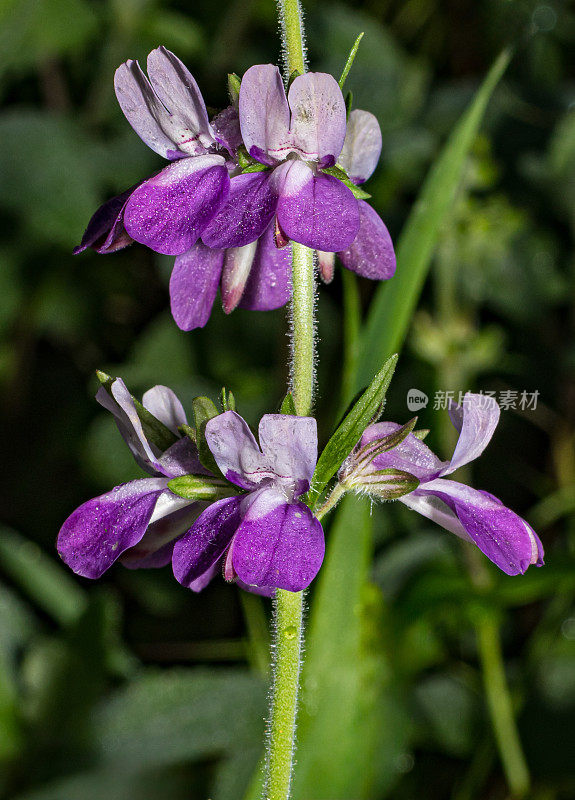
[310,354,398,501]
[96,371,178,453]
[220,387,236,412]
[338,31,365,88]
[354,49,511,390]
[280,392,297,415]
[293,496,409,798]
[228,73,241,104]
[345,89,353,119]
[192,396,221,475]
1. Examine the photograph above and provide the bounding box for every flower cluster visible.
[75,48,395,330]
[57,379,324,593]
[340,393,544,576]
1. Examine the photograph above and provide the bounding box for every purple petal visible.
[122,491,202,567]
[275,160,360,251]
[287,72,346,162]
[212,105,243,156]
[221,241,258,314]
[239,222,292,311]
[201,171,278,249]
[443,393,500,475]
[232,487,324,591]
[419,479,544,575]
[73,189,134,255]
[338,201,396,280]
[115,60,189,159]
[236,579,275,597]
[158,437,205,478]
[239,64,290,161]
[170,244,224,331]
[172,496,243,588]
[204,411,267,489]
[258,414,317,492]
[362,422,447,482]
[57,478,168,579]
[96,378,163,474]
[338,110,382,184]
[146,47,213,155]
[124,156,230,255]
[142,385,188,433]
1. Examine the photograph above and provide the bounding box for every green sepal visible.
[413,429,430,441]
[220,388,236,412]
[287,69,301,90]
[236,146,252,170]
[345,90,353,120]
[241,163,270,174]
[358,467,420,499]
[191,396,221,476]
[280,392,297,416]
[338,32,364,89]
[354,417,418,466]
[96,370,178,453]
[227,73,241,105]
[321,165,371,200]
[310,354,398,502]
[178,423,196,443]
[168,474,237,502]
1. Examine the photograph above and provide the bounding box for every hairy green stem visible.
[477,614,530,798]
[264,3,314,799]
[277,0,307,78]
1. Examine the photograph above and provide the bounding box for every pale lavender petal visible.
[239,222,292,311]
[121,491,202,567]
[275,160,360,251]
[221,241,258,314]
[400,492,471,540]
[201,171,278,249]
[124,156,229,255]
[146,46,213,156]
[170,244,224,331]
[115,60,187,159]
[288,72,346,162]
[236,579,275,597]
[172,496,243,588]
[57,478,168,579]
[187,561,220,592]
[338,109,382,184]
[142,385,188,433]
[362,422,447,481]
[338,200,396,280]
[419,479,544,575]
[73,189,134,255]
[96,378,162,473]
[443,393,501,475]
[158,437,205,478]
[231,487,324,591]
[258,414,317,491]
[204,411,268,489]
[212,105,243,156]
[239,64,290,161]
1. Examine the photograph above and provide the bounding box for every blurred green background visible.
[0,0,574,798]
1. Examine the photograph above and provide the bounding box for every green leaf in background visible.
[354,49,511,390]
[94,669,266,771]
[310,354,398,502]
[292,495,409,799]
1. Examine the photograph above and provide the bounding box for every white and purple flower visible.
[341,393,544,576]
[58,379,206,578]
[58,382,324,593]
[172,411,324,593]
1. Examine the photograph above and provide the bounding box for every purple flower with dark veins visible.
[58,379,208,578]
[172,411,324,593]
[74,47,238,257]
[201,64,367,254]
[341,393,544,576]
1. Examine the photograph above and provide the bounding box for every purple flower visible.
[172,411,324,593]
[342,393,544,576]
[74,47,237,257]
[57,379,207,578]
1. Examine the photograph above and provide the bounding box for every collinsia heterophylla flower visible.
[74,49,396,331]
[340,393,544,576]
[57,379,323,592]
[172,411,324,593]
